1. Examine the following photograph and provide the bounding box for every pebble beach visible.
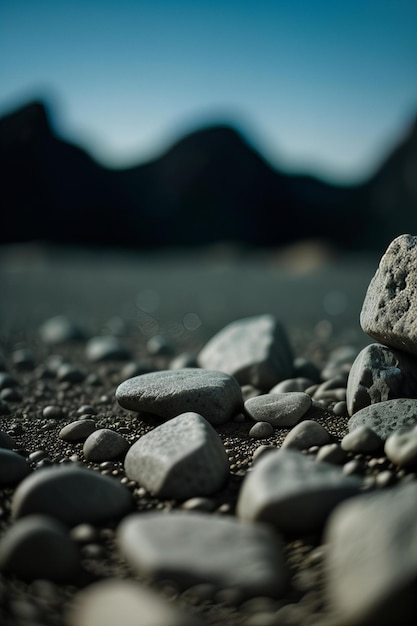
[1,237,417,626]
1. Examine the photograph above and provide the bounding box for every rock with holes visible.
[117,511,288,598]
[197,315,293,390]
[346,343,417,416]
[348,398,417,440]
[360,234,417,356]
[116,368,243,425]
[324,483,417,626]
[124,412,229,500]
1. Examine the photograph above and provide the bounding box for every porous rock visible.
[360,234,417,356]
[348,398,417,440]
[346,342,417,416]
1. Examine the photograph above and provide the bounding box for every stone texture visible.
[324,483,417,626]
[66,579,201,626]
[346,342,417,416]
[117,511,288,598]
[360,234,417,356]
[236,449,361,534]
[341,425,383,454]
[197,315,293,390]
[245,392,311,427]
[116,368,243,425]
[348,398,417,440]
[12,465,133,525]
[0,514,80,581]
[124,412,229,500]
[281,419,331,450]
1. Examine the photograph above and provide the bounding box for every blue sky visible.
[1,0,417,183]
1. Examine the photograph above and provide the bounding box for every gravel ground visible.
[0,242,388,626]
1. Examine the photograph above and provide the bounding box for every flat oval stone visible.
[341,425,383,453]
[281,419,331,450]
[66,579,201,626]
[117,511,288,599]
[346,342,417,416]
[0,514,80,581]
[360,234,417,356]
[11,465,133,525]
[245,392,311,427]
[348,398,417,440]
[59,419,97,442]
[197,314,293,390]
[124,412,229,500]
[0,449,31,485]
[116,368,243,425]
[236,449,361,534]
[83,429,129,462]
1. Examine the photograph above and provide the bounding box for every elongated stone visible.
[116,368,243,425]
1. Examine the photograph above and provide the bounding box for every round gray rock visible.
[0,449,31,485]
[116,368,243,425]
[384,425,417,467]
[83,429,129,462]
[245,392,311,427]
[124,412,229,500]
[281,419,331,450]
[12,465,133,525]
[59,419,97,442]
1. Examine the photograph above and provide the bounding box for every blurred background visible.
[1,0,417,251]
[1,0,417,343]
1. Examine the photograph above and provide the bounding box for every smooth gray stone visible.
[86,336,131,362]
[236,449,361,534]
[66,579,201,626]
[124,412,229,500]
[248,421,274,439]
[341,425,383,453]
[116,368,243,425]
[0,514,80,581]
[83,428,129,462]
[117,511,288,598]
[59,419,97,442]
[0,449,31,485]
[245,392,311,427]
[12,465,133,525]
[324,483,417,626]
[197,315,293,390]
[361,234,417,356]
[384,425,417,467]
[346,342,417,416]
[348,398,417,440]
[281,419,331,450]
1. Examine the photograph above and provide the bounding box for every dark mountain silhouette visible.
[0,99,415,250]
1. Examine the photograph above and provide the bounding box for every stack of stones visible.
[1,234,417,626]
